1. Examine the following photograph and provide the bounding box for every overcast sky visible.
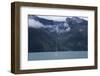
[37,15,88,21]
[38,15,67,21]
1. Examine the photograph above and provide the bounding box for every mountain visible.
[28,15,88,52]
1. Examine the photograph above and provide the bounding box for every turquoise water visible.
[28,51,88,61]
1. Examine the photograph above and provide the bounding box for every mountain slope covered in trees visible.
[28,15,88,52]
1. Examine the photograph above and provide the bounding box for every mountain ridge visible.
[28,15,88,52]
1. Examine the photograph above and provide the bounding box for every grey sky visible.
[38,15,88,21]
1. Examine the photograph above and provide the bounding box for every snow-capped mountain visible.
[28,15,87,33]
[28,15,88,52]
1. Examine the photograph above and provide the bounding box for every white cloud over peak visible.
[28,19,44,28]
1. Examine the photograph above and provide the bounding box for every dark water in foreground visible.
[28,51,88,61]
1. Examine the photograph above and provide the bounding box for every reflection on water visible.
[28,51,88,61]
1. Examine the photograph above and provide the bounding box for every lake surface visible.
[28,51,88,61]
